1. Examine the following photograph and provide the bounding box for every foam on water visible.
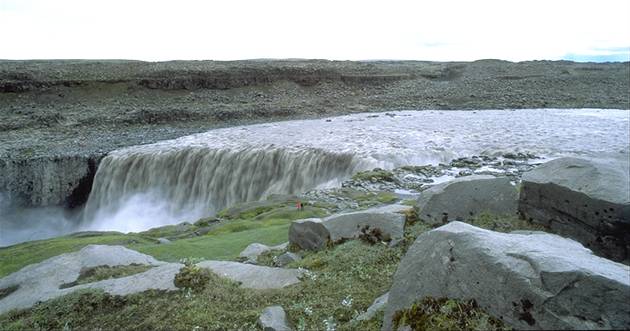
[2,108,628,246]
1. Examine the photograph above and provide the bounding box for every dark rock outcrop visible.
[519,157,630,263]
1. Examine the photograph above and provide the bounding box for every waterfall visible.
[82,145,367,230]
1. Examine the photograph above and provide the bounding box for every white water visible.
[2,108,628,245]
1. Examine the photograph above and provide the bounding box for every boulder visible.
[383,222,630,330]
[196,261,304,289]
[289,205,410,250]
[519,157,630,263]
[416,175,518,225]
[157,237,171,244]
[356,292,389,321]
[275,252,301,267]
[0,245,179,314]
[289,218,331,250]
[239,242,290,263]
[259,306,293,331]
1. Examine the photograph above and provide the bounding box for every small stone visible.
[258,306,292,331]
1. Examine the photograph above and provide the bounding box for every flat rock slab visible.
[383,222,630,330]
[197,261,304,289]
[0,245,178,314]
[519,157,630,263]
[416,175,518,224]
[289,204,410,250]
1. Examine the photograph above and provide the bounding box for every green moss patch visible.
[352,168,396,182]
[59,264,153,289]
[392,297,509,331]
[468,212,546,233]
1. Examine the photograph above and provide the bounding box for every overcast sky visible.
[1,0,629,62]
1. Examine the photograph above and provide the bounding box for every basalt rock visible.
[519,157,630,263]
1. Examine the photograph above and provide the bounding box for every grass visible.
[0,233,155,278]
[0,195,549,330]
[0,240,402,331]
[59,264,153,289]
[131,224,291,262]
[392,297,509,331]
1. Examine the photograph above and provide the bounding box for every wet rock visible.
[356,292,389,321]
[416,175,518,225]
[383,222,630,330]
[259,306,293,331]
[0,245,176,314]
[0,154,103,207]
[519,157,630,263]
[196,261,304,289]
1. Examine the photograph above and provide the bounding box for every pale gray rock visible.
[356,292,389,321]
[259,306,293,331]
[196,261,304,289]
[289,205,410,250]
[239,242,290,263]
[519,157,630,263]
[275,252,301,267]
[323,204,408,242]
[416,175,518,225]
[0,245,178,314]
[239,243,272,263]
[157,237,171,244]
[383,222,630,330]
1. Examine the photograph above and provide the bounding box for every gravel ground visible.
[1,59,628,160]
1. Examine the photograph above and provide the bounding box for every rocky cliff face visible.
[0,154,102,208]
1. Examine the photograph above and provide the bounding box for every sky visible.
[1,0,629,62]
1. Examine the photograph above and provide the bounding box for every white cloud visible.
[1,0,628,61]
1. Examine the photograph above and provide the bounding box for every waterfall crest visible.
[82,145,365,227]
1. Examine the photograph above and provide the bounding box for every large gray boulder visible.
[288,218,330,250]
[196,261,304,289]
[416,175,518,225]
[289,205,409,250]
[259,306,293,331]
[383,222,630,330]
[0,245,179,314]
[519,157,630,263]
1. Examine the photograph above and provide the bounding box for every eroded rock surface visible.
[519,157,630,263]
[383,222,630,330]
[416,175,518,224]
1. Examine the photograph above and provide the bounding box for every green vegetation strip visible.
[59,264,153,289]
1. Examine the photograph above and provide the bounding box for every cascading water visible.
[82,145,368,231]
[2,108,628,246]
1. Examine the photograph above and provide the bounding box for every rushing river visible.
[2,108,629,246]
